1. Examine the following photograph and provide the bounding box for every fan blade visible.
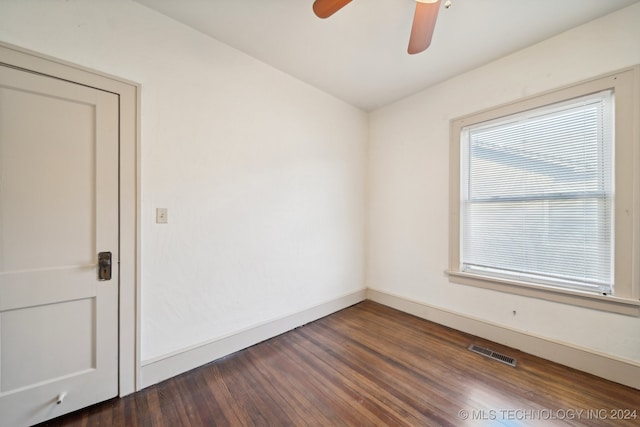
[408,0,441,54]
[313,0,352,19]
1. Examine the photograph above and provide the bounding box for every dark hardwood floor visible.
[39,301,639,426]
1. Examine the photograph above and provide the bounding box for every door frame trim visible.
[0,42,141,395]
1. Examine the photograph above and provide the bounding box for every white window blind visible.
[460,90,614,294]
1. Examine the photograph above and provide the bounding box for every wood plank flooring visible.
[38,301,639,426]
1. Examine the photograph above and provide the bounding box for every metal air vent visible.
[468,344,517,367]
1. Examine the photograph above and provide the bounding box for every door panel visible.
[0,85,96,271]
[0,64,118,426]
[1,298,95,392]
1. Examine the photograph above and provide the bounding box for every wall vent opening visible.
[468,344,517,367]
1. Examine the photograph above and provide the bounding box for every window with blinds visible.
[460,90,614,294]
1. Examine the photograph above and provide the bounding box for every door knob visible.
[98,251,112,281]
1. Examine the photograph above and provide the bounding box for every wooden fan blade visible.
[408,0,441,54]
[313,0,352,19]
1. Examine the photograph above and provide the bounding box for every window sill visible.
[447,270,640,316]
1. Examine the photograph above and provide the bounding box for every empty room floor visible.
[38,301,639,426]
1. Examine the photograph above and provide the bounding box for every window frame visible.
[448,66,640,316]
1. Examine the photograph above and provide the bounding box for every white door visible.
[0,64,119,426]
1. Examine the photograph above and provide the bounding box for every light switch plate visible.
[156,208,168,224]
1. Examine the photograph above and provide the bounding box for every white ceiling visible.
[134,0,640,111]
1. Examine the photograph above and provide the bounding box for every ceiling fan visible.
[312,0,449,54]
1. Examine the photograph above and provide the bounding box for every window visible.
[449,67,640,315]
[462,90,613,294]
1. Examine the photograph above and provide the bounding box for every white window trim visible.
[448,66,640,316]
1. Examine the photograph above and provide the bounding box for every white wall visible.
[368,4,640,364]
[0,0,367,363]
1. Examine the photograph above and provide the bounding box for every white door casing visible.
[0,64,119,426]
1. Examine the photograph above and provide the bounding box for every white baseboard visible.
[139,289,367,389]
[367,289,640,390]
[140,287,640,391]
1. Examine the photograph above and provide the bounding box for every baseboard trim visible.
[140,289,367,389]
[140,288,640,390]
[367,289,640,390]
